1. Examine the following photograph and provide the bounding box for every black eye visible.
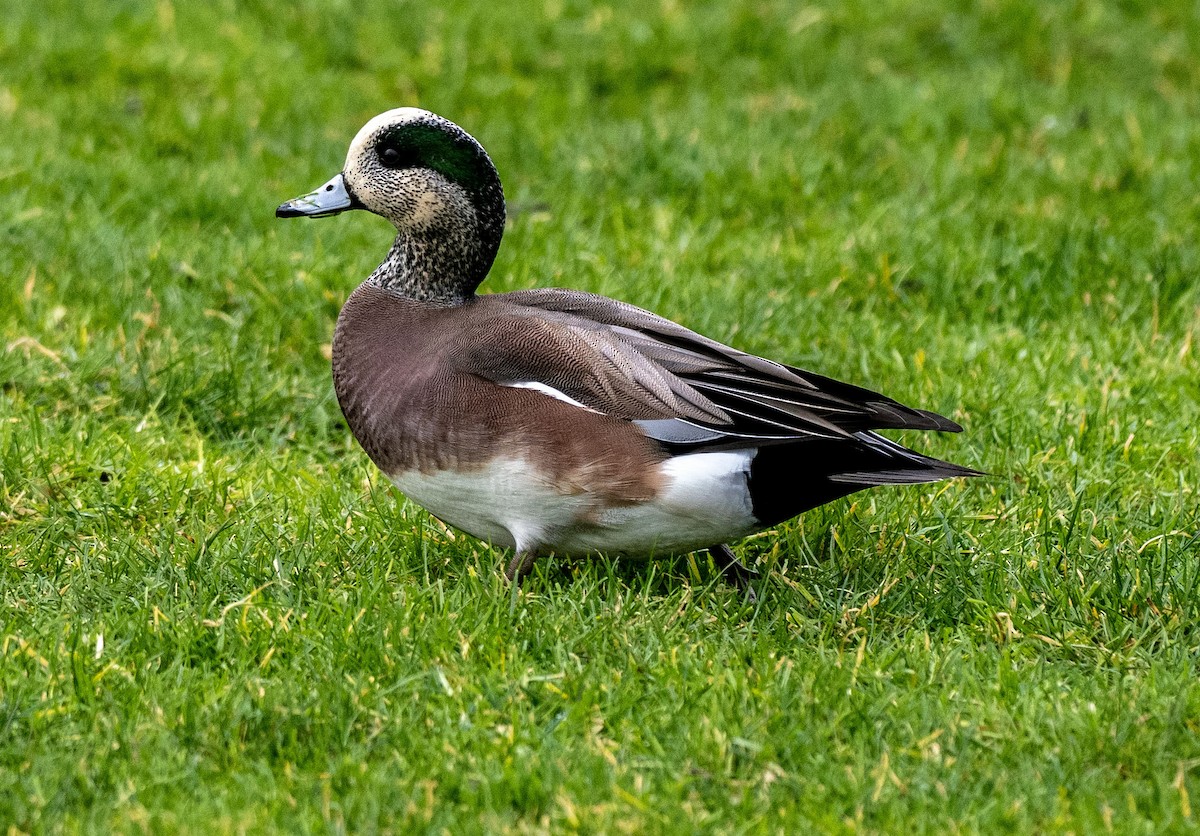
[378,145,403,168]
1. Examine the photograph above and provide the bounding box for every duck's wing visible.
[458,289,963,451]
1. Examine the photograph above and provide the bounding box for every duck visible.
[277,107,979,591]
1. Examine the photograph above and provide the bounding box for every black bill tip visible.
[275,202,307,219]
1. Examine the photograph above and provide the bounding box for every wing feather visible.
[459,289,962,451]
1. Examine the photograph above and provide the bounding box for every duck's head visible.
[278,108,506,300]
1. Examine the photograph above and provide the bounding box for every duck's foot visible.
[504,551,537,584]
[708,543,760,602]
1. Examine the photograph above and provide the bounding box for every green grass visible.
[3,0,1200,831]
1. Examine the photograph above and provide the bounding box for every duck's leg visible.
[504,551,537,584]
[708,543,760,600]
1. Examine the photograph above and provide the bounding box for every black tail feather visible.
[747,431,981,526]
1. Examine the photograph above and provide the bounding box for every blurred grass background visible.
[2,0,1199,831]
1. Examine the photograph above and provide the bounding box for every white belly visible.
[386,450,758,556]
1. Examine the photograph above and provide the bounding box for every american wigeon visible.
[278,108,979,590]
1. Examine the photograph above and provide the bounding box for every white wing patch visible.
[503,381,601,413]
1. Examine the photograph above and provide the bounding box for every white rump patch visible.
[571,450,757,554]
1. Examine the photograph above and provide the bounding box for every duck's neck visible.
[366,227,482,306]
[366,190,505,306]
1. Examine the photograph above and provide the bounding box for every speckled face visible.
[342,108,496,232]
[279,107,509,300]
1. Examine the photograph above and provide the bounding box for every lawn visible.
[2,0,1199,831]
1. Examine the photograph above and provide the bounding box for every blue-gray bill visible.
[276,172,359,218]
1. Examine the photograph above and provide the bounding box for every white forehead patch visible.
[345,107,436,169]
